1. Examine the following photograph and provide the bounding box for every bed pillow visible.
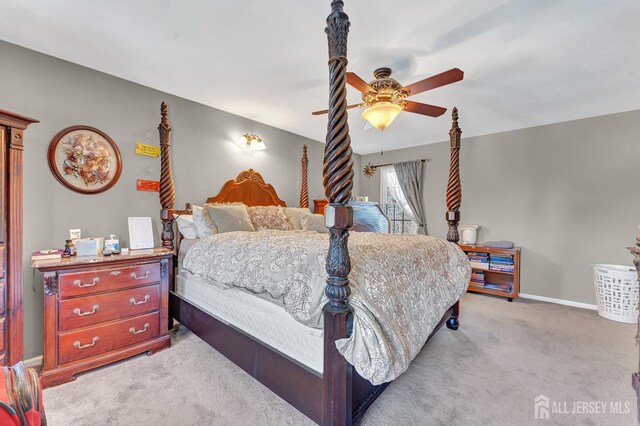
[298,211,329,233]
[174,214,198,239]
[247,206,291,231]
[206,203,255,233]
[284,207,312,230]
[191,205,218,238]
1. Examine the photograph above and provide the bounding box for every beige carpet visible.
[43,293,637,425]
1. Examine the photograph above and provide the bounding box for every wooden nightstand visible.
[33,248,173,387]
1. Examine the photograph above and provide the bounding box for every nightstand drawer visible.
[59,263,161,297]
[59,284,161,331]
[58,311,159,365]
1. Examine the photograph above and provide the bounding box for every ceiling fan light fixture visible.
[361,102,403,131]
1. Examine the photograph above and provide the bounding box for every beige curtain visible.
[381,166,416,233]
[393,160,428,235]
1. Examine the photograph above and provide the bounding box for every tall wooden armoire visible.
[0,109,38,365]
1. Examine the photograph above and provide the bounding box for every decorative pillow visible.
[284,207,312,230]
[205,203,255,233]
[192,205,218,238]
[174,214,198,239]
[247,206,291,231]
[298,211,328,233]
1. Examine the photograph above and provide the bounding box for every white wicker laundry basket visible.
[592,264,639,323]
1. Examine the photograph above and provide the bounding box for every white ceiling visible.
[1,0,639,154]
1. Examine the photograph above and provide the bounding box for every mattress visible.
[177,238,198,267]
[175,269,324,374]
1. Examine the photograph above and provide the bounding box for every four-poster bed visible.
[157,2,466,424]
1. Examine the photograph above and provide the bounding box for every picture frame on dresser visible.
[34,249,173,388]
[128,217,154,250]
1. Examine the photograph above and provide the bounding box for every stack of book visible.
[489,254,514,273]
[470,270,485,289]
[484,282,513,293]
[467,252,489,270]
[31,249,63,262]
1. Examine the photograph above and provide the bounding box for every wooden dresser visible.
[0,109,38,366]
[34,249,172,387]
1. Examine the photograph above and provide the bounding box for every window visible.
[381,167,415,234]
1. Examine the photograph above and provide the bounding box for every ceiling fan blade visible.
[347,72,375,93]
[404,101,447,117]
[311,103,365,115]
[403,68,464,96]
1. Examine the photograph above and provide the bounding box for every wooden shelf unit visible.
[459,244,521,302]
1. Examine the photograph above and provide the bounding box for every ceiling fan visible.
[312,67,464,130]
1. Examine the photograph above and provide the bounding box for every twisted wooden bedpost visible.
[322,1,354,425]
[628,233,640,423]
[159,102,176,251]
[446,107,462,244]
[446,108,462,331]
[300,145,309,208]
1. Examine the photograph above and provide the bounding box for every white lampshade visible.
[249,139,267,151]
[237,133,266,151]
[361,102,403,130]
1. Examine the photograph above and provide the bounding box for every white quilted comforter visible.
[183,230,470,384]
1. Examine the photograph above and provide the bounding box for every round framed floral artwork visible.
[48,125,122,194]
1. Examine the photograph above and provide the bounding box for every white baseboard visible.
[23,355,43,369]
[519,293,598,310]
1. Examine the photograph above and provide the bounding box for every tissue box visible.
[75,238,100,256]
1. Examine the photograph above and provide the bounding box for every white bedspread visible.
[182,230,470,384]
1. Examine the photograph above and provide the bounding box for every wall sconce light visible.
[237,133,266,151]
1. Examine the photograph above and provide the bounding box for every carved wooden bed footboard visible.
[158,2,464,424]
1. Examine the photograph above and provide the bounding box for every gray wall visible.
[0,41,360,358]
[360,109,640,305]
[5,38,637,356]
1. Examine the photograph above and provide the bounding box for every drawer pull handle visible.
[130,295,150,306]
[73,305,99,316]
[130,271,151,280]
[129,323,150,335]
[73,337,99,349]
[73,277,100,288]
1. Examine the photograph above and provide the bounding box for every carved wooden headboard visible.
[171,169,286,248]
[205,169,286,207]
[171,169,286,219]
